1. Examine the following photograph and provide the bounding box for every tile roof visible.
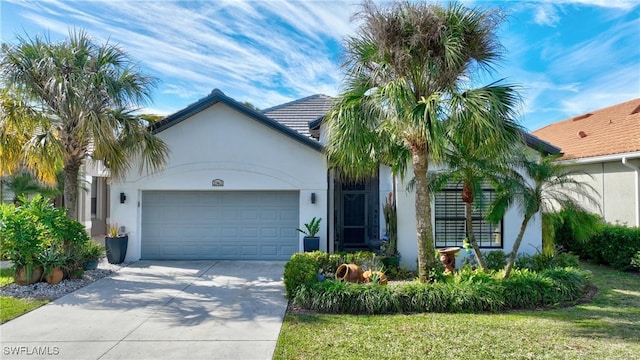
[263,94,558,155]
[532,98,640,160]
[262,94,334,138]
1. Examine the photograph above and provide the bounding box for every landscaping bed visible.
[284,251,593,315]
[0,260,127,324]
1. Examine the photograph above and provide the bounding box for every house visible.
[533,98,640,227]
[104,89,558,268]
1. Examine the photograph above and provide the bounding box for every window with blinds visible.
[434,183,503,248]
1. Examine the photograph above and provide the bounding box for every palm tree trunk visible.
[63,159,82,220]
[411,144,437,282]
[504,214,532,278]
[464,201,487,270]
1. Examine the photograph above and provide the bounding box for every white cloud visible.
[557,64,640,115]
[533,4,561,26]
[4,0,637,129]
[547,17,639,77]
[5,0,353,109]
[561,0,638,10]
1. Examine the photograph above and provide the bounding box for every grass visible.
[0,268,49,324]
[0,267,14,286]
[275,262,640,360]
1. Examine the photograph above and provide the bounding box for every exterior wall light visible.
[311,192,316,204]
[120,192,126,204]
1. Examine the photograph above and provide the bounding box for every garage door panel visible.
[141,191,299,260]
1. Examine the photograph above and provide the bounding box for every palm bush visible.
[1,30,168,219]
[488,155,600,277]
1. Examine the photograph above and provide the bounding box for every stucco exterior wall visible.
[566,159,639,226]
[109,103,327,261]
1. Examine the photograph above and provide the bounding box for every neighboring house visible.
[105,89,558,268]
[533,98,640,227]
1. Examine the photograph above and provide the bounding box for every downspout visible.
[621,157,640,227]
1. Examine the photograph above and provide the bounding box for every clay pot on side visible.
[14,265,43,285]
[335,263,364,283]
[45,267,64,285]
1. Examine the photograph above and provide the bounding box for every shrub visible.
[513,252,580,272]
[572,224,640,271]
[631,251,640,270]
[0,203,46,269]
[514,253,536,270]
[556,216,640,271]
[483,250,508,270]
[283,253,319,299]
[594,225,640,271]
[295,280,399,314]
[342,251,381,271]
[550,206,603,255]
[0,196,96,280]
[292,267,591,314]
[386,265,417,281]
[541,267,591,303]
[289,250,381,281]
[502,269,555,308]
[548,252,580,268]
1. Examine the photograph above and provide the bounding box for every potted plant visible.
[381,193,400,269]
[40,247,68,285]
[297,217,321,252]
[82,241,105,270]
[105,223,128,264]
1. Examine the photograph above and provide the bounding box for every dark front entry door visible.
[335,175,379,251]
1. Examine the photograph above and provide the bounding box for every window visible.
[434,183,502,248]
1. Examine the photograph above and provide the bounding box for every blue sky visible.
[1,0,638,131]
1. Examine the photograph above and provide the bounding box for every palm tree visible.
[0,88,53,181]
[325,1,511,281]
[1,30,168,219]
[3,172,59,205]
[487,155,600,277]
[429,108,523,270]
[429,87,524,270]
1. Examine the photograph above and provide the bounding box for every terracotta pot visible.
[335,264,363,283]
[14,266,43,285]
[45,267,64,285]
[362,270,388,285]
[438,247,461,273]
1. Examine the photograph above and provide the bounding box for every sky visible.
[1,0,639,131]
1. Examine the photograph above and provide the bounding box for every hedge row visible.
[555,213,640,271]
[284,252,592,314]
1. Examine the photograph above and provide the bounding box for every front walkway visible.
[0,260,288,359]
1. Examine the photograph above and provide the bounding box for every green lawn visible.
[0,267,14,286]
[275,262,640,360]
[0,268,49,324]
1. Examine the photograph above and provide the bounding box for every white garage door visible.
[141,191,299,260]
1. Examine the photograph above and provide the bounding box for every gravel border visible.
[0,259,132,300]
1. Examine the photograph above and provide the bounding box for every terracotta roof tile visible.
[532,98,640,160]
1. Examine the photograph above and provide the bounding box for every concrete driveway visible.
[0,260,288,360]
